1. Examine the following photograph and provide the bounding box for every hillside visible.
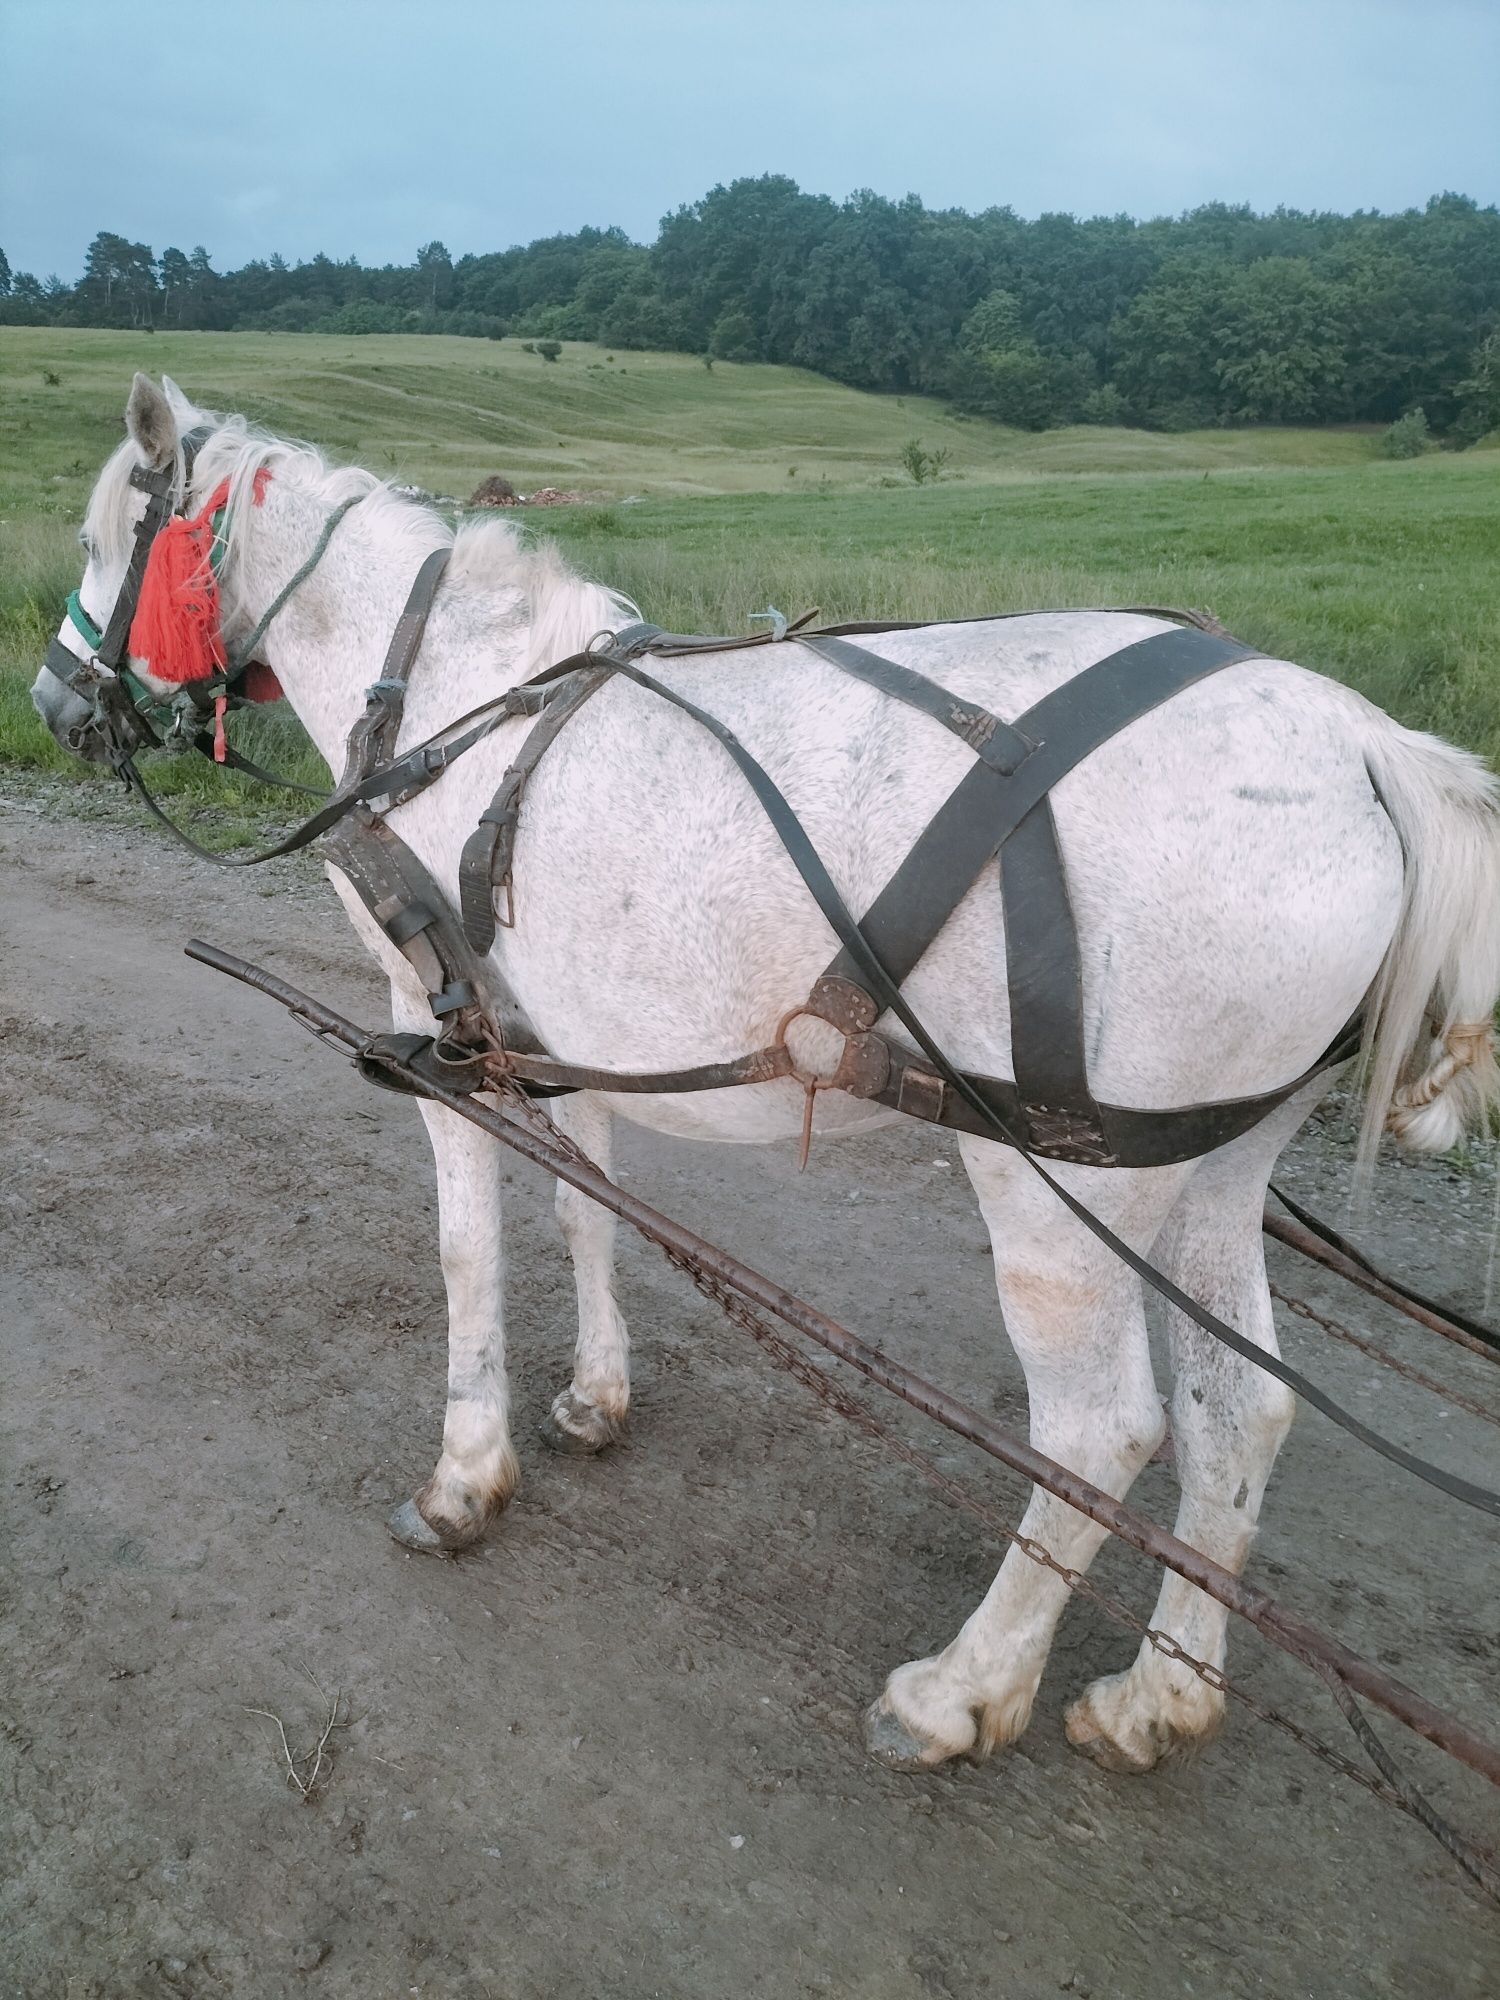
[4,328,1497,818]
[1,327,1382,519]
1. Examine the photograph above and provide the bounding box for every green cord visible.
[228,492,365,670]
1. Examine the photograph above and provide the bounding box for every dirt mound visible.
[468,474,520,507]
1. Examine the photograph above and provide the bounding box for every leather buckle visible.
[1024,1104,1115,1166]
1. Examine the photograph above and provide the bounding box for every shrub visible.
[948,341,1090,430]
[1079,384,1127,426]
[708,309,759,362]
[534,339,562,362]
[1380,409,1431,459]
[899,438,950,486]
[313,299,407,335]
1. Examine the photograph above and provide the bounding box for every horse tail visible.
[1355,710,1500,1164]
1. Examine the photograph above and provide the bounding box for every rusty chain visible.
[1271,1283,1500,1431]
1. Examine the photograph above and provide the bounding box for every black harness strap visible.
[799,635,1019,761]
[862,1022,1363,1164]
[95,429,213,669]
[822,628,1256,994]
[999,799,1103,1156]
[336,546,452,797]
[459,664,614,952]
[814,626,1258,1159]
[455,619,1335,1171]
[325,816,478,1021]
[315,546,554,1054]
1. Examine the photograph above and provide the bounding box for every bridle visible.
[43,426,218,767]
[43,424,345,797]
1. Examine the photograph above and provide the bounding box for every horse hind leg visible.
[1063,1091,1312,1773]
[539,1092,630,1456]
[865,1141,1191,1770]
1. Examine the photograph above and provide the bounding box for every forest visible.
[4,177,1498,438]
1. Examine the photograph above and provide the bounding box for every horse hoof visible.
[538,1390,620,1457]
[863,1700,942,1772]
[387,1498,456,1556]
[1064,1683,1170,1773]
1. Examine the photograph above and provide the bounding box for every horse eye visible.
[78,532,95,558]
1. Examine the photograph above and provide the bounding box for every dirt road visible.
[3,783,1497,1999]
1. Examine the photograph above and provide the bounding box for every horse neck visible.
[227,481,529,773]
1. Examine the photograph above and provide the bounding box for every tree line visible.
[4,178,1498,439]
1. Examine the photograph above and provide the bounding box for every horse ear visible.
[125,372,177,470]
[160,375,196,420]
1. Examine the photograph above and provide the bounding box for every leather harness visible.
[339,587,1360,1170]
[65,509,1500,1519]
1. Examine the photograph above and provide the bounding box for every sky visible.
[2,0,1497,279]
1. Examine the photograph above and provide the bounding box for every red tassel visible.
[213,693,228,763]
[128,468,273,685]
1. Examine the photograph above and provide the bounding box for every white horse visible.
[34,375,1500,1775]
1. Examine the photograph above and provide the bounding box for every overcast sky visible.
[3,0,1496,278]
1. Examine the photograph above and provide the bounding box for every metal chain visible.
[1272,1283,1500,1431]
[498,1082,1498,1889]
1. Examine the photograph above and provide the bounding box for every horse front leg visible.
[538,1092,630,1456]
[387,1089,518,1555]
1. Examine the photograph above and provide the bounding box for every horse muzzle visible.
[34,639,159,766]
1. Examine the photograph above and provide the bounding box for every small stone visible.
[293,1941,330,1971]
[729,1833,745,1849]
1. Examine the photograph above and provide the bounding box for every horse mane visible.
[84,392,635,674]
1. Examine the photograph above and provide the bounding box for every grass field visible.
[3,327,1497,832]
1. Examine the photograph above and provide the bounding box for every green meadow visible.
[3,327,1497,831]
